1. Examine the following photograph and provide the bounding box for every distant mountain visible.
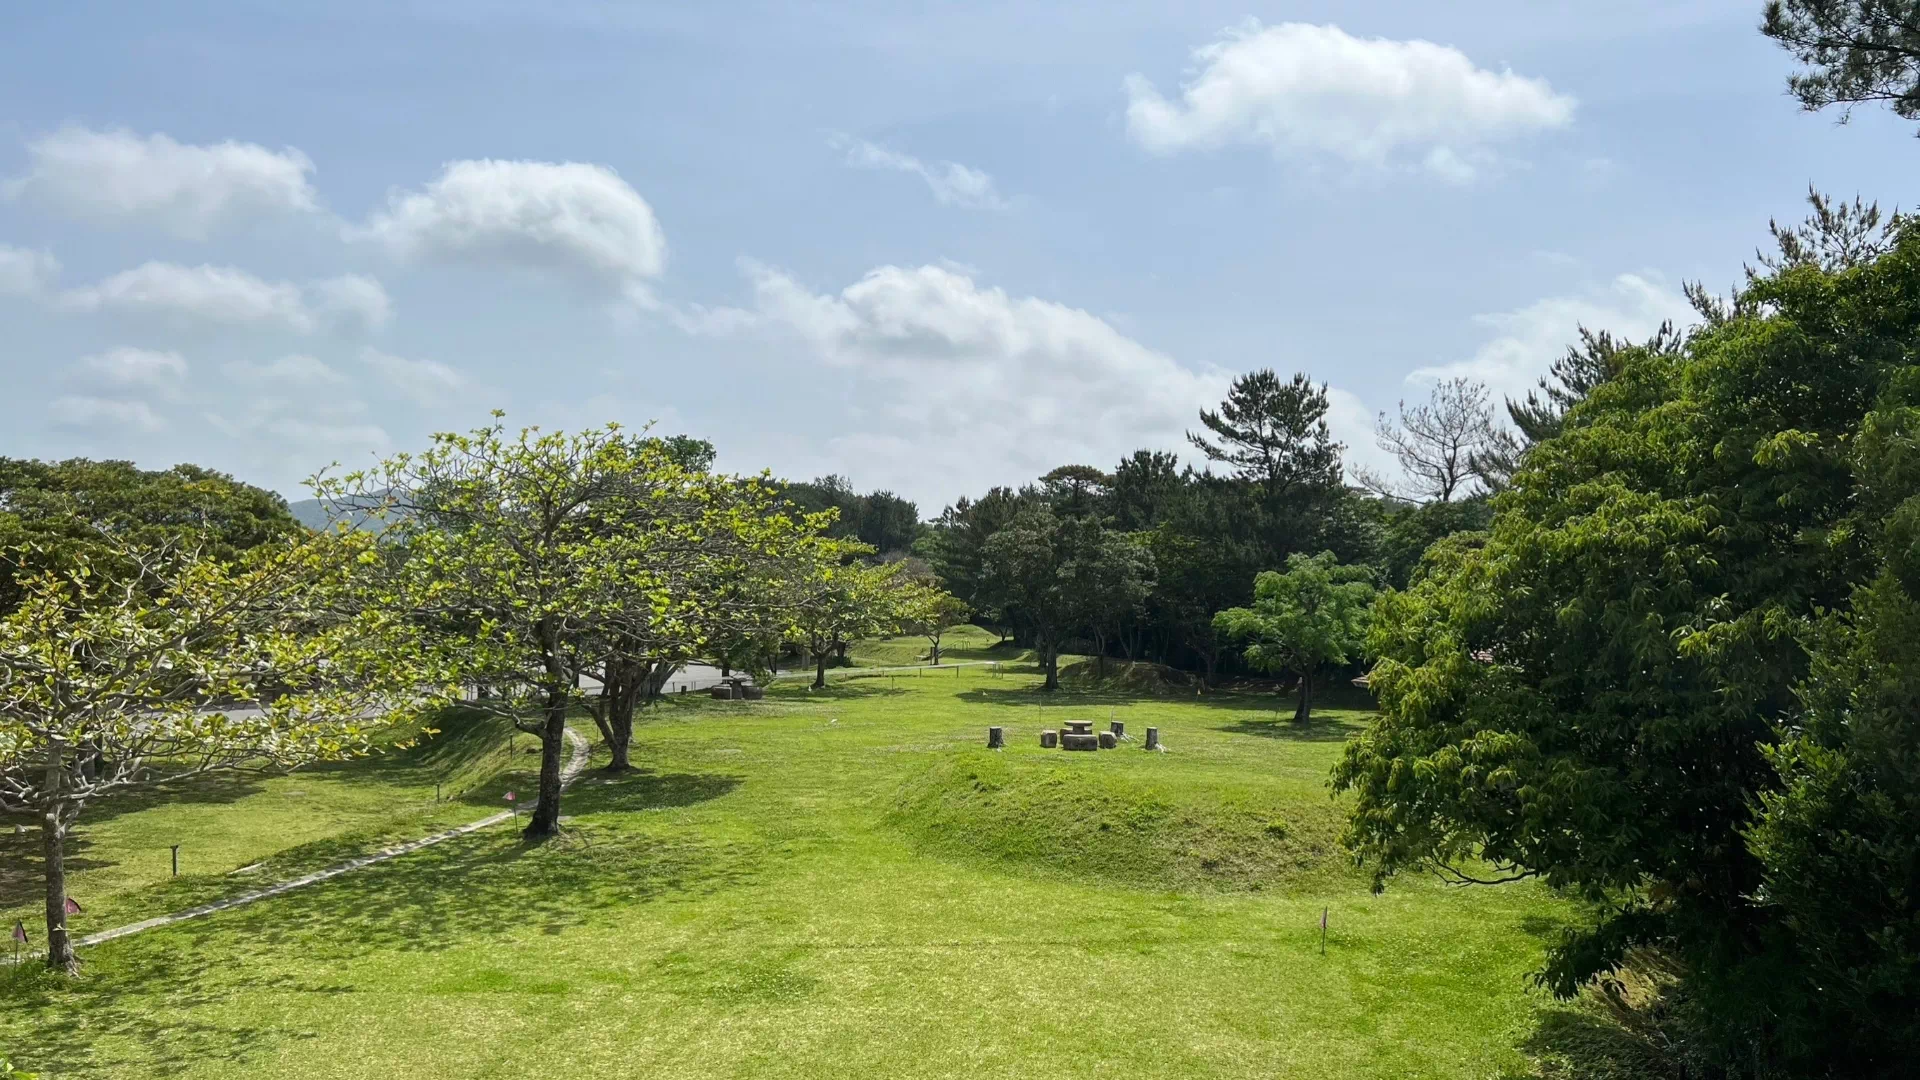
[286,493,396,533]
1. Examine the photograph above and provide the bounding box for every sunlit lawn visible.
[1,631,1585,1078]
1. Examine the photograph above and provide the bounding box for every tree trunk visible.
[1042,646,1060,691]
[523,687,569,840]
[928,637,940,666]
[813,653,828,690]
[1200,650,1217,692]
[601,657,644,773]
[42,744,77,974]
[1293,668,1314,724]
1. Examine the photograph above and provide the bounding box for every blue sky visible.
[0,1,1911,510]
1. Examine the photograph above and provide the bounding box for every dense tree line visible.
[910,370,1529,686]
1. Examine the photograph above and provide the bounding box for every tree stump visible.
[1144,727,1159,751]
[1110,720,1125,738]
[1061,732,1099,751]
[1098,731,1117,749]
[987,726,1005,749]
[1040,730,1058,749]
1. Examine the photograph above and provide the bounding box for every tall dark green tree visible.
[1187,370,1343,499]
[1764,1,1920,123]
[1334,221,1920,1075]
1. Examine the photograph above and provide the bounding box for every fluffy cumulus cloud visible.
[71,346,189,398]
[49,395,166,434]
[0,244,60,297]
[6,127,318,238]
[831,136,1008,210]
[360,346,467,407]
[355,160,667,288]
[52,262,390,335]
[1125,22,1575,181]
[706,260,1229,491]
[1413,273,1697,399]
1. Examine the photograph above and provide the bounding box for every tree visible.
[1213,552,1374,723]
[915,485,1037,634]
[904,588,969,665]
[788,552,913,688]
[330,421,772,839]
[0,458,302,615]
[1332,222,1920,1073]
[0,528,434,972]
[1039,465,1111,518]
[1064,529,1156,676]
[1358,377,1499,502]
[979,507,1083,690]
[1188,370,1344,500]
[1764,1,1920,125]
[1108,450,1184,532]
[1470,324,1683,490]
[581,467,824,770]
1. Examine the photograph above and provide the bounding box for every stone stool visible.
[1098,731,1117,749]
[1040,730,1058,749]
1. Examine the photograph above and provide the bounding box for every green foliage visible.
[1335,221,1920,1074]
[779,474,922,555]
[788,552,918,687]
[978,507,1154,688]
[1214,553,1375,722]
[1764,1,1920,123]
[329,420,827,829]
[1187,369,1343,499]
[0,523,437,969]
[0,458,301,615]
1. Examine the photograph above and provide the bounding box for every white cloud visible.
[360,346,466,407]
[702,259,1229,491]
[72,346,189,399]
[308,273,393,333]
[1413,273,1696,400]
[49,395,166,433]
[52,262,390,335]
[1125,21,1575,180]
[7,127,318,238]
[0,244,60,297]
[223,353,346,386]
[58,262,311,329]
[832,136,1008,209]
[355,159,667,286]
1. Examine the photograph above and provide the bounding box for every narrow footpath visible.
[53,727,593,954]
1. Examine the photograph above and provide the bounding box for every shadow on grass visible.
[0,768,756,1078]
[1212,714,1362,743]
[1499,1005,1684,1080]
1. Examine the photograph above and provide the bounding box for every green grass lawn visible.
[1,640,1595,1079]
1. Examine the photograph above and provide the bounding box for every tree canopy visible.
[1213,552,1374,722]
[1333,220,1920,1073]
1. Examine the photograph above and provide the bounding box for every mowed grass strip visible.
[0,642,1577,1079]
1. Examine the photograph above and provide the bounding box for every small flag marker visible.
[64,896,81,916]
[505,790,517,820]
[10,918,25,965]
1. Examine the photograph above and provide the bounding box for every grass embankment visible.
[2,641,1585,1079]
[0,706,534,936]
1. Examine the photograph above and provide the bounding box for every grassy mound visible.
[1058,658,1198,694]
[887,749,1347,892]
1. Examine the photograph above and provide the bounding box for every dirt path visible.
[62,726,593,953]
